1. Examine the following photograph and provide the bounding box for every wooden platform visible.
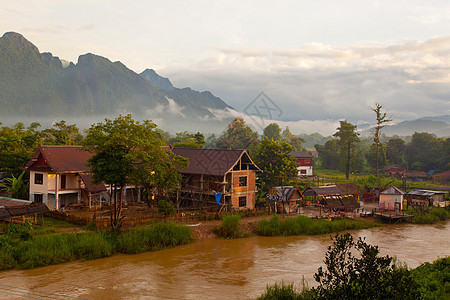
[373,210,414,223]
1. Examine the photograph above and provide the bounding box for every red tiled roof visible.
[80,174,107,194]
[24,145,94,173]
[172,148,261,176]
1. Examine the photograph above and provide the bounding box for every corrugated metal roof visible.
[407,190,446,196]
[25,145,94,173]
[172,148,261,176]
[266,186,302,202]
[381,186,405,195]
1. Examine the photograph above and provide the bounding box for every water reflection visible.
[0,222,448,299]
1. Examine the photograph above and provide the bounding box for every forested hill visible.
[0,32,234,122]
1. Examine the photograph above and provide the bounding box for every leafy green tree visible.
[204,133,218,149]
[0,122,42,177]
[0,171,28,199]
[333,120,360,179]
[82,114,188,229]
[262,123,282,141]
[42,120,83,145]
[169,131,205,148]
[313,233,419,299]
[282,126,305,151]
[405,132,440,171]
[216,118,259,149]
[315,139,340,170]
[371,104,392,177]
[385,137,406,166]
[252,137,298,193]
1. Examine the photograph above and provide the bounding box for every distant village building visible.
[383,164,405,176]
[302,183,360,212]
[265,186,303,213]
[379,186,405,211]
[171,148,261,210]
[407,190,448,208]
[289,151,313,176]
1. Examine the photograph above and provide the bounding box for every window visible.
[239,196,247,207]
[34,194,43,203]
[300,169,307,174]
[239,176,247,187]
[35,173,43,185]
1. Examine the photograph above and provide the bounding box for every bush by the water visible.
[256,215,377,236]
[0,222,192,270]
[212,214,247,239]
[405,207,450,224]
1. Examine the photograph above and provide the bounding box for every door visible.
[60,174,66,189]
[394,202,400,212]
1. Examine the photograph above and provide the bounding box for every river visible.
[0,222,448,300]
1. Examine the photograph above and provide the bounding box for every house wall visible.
[379,194,403,210]
[297,166,313,176]
[47,173,81,191]
[231,170,256,209]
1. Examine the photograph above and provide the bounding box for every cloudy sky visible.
[1,0,450,135]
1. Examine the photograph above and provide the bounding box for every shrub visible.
[213,214,245,239]
[158,199,176,216]
[256,215,282,236]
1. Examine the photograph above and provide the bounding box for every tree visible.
[252,137,298,193]
[216,118,259,149]
[385,137,406,166]
[371,104,392,177]
[262,123,282,141]
[405,132,440,171]
[315,139,340,170]
[82,114,188,229]
[169,131,205,148]
[0,171,28,199]
[0,122,42,177]
[42,120,83,145]
[313,233,419,299]
[333,120,360,179]
[282,126,305,151]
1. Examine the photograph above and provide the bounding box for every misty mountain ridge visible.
[0,32,235,132]
[360,118,450,138]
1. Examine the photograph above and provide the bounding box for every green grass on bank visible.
[403,207,450,224]
[0,222,192,270]
[256,215,378,237]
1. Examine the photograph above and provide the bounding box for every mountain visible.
[0,32,234,131]
[360,118,450,137]
[140,69,174,91]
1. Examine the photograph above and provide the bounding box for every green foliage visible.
[281,126,305,152]
[333,120,360,180]
[216,118,259,149]
[312,233,419,299]
[0,171,29,199]
[82,114,188,229]
[263,123,282,142]
[0,222,192,270]
[256,215,377,236]
[118,223,192,254]
[405,133,449,172]
[315,139,340,170]
[41,120,83,145]
[258,282,313,300]
[252,137,298,193]
[212,214,246,239]
[170,131,205,148]
[158,199,176,216]
[411,257,450,300]
[405,207,450,224]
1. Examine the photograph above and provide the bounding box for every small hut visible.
[379,186,405,211]
[266,186,303,213]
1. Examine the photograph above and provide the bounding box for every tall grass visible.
[257,215,377,237]
[403,207,450,224]
[212,214,246,239]
[0,222,192,270]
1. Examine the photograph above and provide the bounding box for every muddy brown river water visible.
[0,222,449,300]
